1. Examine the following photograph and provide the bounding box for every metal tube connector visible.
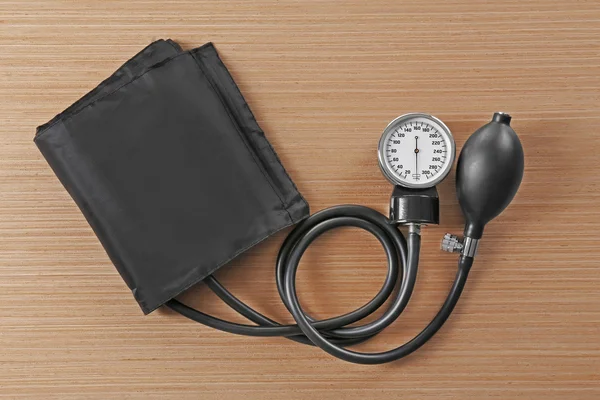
[441,233,480,258]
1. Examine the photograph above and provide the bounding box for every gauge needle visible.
[414,136,419,176]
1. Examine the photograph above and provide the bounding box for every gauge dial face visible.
[378,113,455,188]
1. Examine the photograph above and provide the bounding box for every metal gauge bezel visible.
[377,113,456,189]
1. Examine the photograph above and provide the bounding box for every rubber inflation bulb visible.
[456,112,524,239]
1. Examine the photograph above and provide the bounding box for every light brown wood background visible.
[1,0,600,398]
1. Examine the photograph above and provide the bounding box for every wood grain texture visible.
[1,0,600,398]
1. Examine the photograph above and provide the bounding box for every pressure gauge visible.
[378,113,455,188]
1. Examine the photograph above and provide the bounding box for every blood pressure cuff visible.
[34,39,310,314]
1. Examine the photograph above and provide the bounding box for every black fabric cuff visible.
[34,40,309,314]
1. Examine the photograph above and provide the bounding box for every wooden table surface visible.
[2,0,600,398]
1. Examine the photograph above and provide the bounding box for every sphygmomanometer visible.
[35,40,524,365]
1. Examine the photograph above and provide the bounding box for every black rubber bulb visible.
[456,112,524,239]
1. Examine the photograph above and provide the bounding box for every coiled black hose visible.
[166,205,472,364]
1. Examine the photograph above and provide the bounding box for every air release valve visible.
[441,233,463,253]
[441,233,480,258]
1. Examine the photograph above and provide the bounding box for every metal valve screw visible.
[441,233,463,253]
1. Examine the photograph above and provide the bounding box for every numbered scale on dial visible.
[378,113,456,189]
